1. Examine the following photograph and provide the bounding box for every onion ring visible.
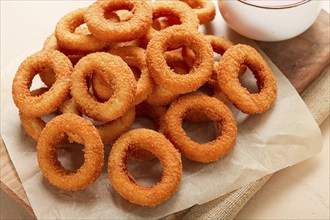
[146,26,214,94]
[161,94,237,163]
[71,52,136,122]
[182,35,246,106]
[85,0,152,42]
[145,50,189,105]
[37,113,104,190]
[19,88,81,141]
[141,1,199,47]
[108,128,182,206]
[55,8,107,51]
[129,102,167,160]
[91,47,152,104]
[12,49,72,117]
[179,0,215,24]
[216,44,277,114]
[92,46,154,106]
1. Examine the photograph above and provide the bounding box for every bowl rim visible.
[237,0,311,9]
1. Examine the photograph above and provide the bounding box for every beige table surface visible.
[1,1,329,220]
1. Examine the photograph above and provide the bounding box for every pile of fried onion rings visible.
[11,0,277,206]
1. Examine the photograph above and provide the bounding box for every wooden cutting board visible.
[0,9,329,220]
[256,10,330,94]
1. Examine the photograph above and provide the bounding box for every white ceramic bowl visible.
[218,0,322,41]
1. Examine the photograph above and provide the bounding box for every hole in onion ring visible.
[214,52,221,61]
[41,112,60,123]
[187,1,204,9]
[89,72,114,103]
[81,114,107,126]
[165,49,192,75]
[183,112,219,144]
[239,67,259,94]
[127,154,163,187]
[151,16,182,31]
[195,83,214,96]
[104,11,120,22]
[74,24,90,35]
[166,58,191,75]
[129,65,142,80]
[104,10,133,23]
[32,67,55,90]
[102,3,134,23]
[57,142,85,172]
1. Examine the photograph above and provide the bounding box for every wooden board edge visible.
[0,180,36,219]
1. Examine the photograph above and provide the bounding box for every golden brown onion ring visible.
[146,26,214,94]
[145,50,189,106]
[92,46,154,105]
[141,1,199,47]
[37,113,104,190]
[12,49,72,117]
[217,44,277,114]
[179,0,215,24]
[161,94,237,163]
[85,0,152,42]
[71,52,136,122]
[108,128,182,206]
[55,8,107,51]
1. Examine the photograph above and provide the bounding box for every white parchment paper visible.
[1,2,322,220]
